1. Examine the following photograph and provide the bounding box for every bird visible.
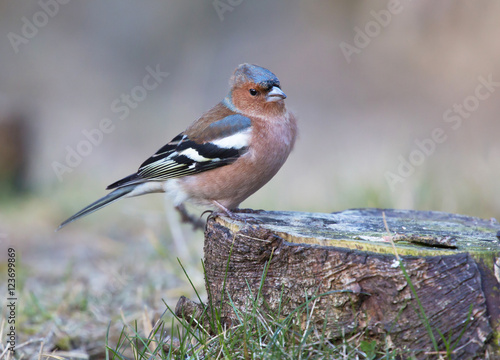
[58,63,297,230]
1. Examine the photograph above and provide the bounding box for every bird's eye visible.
[249,89,258,96]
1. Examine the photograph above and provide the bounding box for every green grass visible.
[105,270,389,359]
[102,260,474,360]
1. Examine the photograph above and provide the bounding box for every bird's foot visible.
[211,201,262,226]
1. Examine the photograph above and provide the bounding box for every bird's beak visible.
[266,86,287,102]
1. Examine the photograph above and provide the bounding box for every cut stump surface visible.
[177,208,500,358]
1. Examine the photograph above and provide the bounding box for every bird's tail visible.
[57,185,136,230]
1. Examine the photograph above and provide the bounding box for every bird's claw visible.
[215,209,262,228]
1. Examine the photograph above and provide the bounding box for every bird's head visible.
[227,63,287,117]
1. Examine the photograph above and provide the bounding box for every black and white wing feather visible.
[107,114,252,190]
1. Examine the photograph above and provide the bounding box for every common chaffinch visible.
[59,63,297,229]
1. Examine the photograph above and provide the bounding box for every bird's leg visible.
[211,200,236,218]
[175,204,206,231]
[211,200,261,225]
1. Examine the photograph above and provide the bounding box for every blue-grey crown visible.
[231,63,280,89]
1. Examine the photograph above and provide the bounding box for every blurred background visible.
[0,0,499,355]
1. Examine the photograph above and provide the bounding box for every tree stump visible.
[176,209,500,358]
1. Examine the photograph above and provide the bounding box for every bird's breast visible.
[177,112,297,209]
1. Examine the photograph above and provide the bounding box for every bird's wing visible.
[108,114,252,189]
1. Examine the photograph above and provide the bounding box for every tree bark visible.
[177,208,500,359]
